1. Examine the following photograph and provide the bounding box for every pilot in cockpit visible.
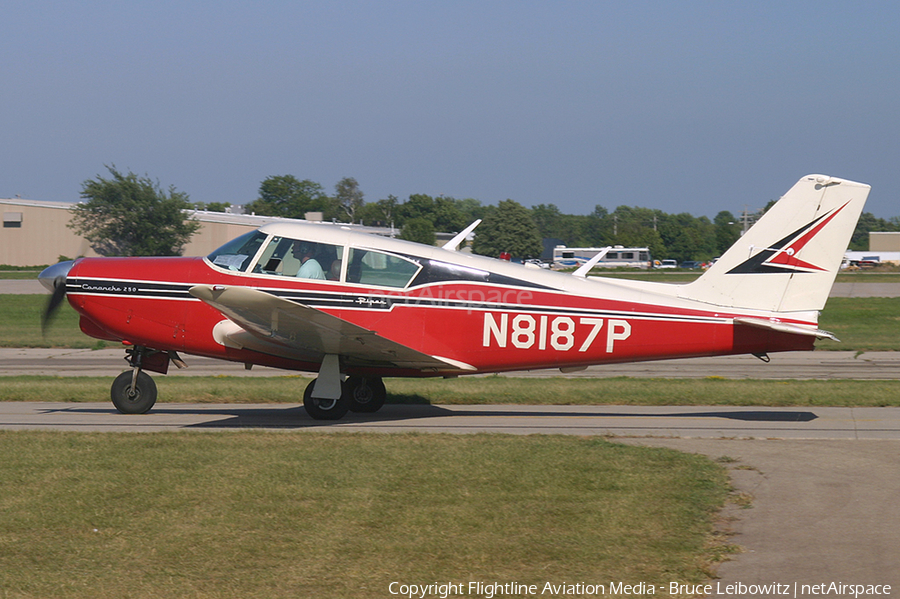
[291,241,326,279]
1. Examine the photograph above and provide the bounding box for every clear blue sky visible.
[3,1,898,218]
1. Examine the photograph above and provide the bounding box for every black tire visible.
[303,379,349,420]
[343,376,386,413]
[111,371,158,414]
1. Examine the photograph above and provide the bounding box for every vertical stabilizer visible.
[678,175,869,313]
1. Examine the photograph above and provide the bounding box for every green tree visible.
[582,205,612,247]
[713,211,740,255]
[399,217,436,245]
[356,194,399,227]
[454,197,487,225]
[69,166,200,257]
[432,196,466,232]
[244,175,327,218]
[397,194,435,226]
[334,177,364,223]
[472,199,543,259]
[849,212,899,250]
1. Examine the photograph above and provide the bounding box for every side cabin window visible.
[409,260,490,286]
[207,230,268,272]
[346,248,420,288]
[252,236,345,281]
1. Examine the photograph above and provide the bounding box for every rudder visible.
[678,174,870,313]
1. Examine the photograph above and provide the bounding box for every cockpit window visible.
[252,236,345,281]
[206,230,268,272]
[346,248,420,288]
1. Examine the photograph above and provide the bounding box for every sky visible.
[3,1,899,218]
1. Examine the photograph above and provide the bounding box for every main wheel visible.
[343,376,386,413]
[303,379,349,420]
[111,371,158,414]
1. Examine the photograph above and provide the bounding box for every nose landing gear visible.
[110,346,180,414]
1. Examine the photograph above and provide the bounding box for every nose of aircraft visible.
[38,260,75,293]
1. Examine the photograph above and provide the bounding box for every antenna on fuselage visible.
[442,219,482,252]
[572,247,612,278]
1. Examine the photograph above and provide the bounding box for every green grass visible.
[0,270,45,279]
[0,295,98,348]
[0,431,728,599]
[818,297,900,351]
[2,375,900,407]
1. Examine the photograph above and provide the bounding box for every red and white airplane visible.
[39,174,869,419]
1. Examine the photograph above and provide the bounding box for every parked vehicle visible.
[552,246,651,269]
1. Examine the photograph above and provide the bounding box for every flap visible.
[189,285,475,372]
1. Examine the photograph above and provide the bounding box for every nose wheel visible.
[111,370,158,414]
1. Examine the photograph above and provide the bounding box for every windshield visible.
[206,230,268,271]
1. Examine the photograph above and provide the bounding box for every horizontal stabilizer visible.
[733,317,838,341]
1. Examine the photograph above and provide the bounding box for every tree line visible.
[71,168,900,260]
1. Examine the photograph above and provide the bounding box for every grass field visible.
[1,375,899,407]
[819,297,900,351]
[0,431,729,599]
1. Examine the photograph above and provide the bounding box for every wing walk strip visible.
[67,277,815,328]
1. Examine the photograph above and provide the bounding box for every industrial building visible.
[0,199,406,267]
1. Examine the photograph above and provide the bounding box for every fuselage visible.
[62,221,815,378]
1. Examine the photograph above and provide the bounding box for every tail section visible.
[679,175,869,313]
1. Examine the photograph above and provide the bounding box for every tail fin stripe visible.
[727,200,850,275]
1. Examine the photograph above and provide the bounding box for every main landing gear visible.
[302,376,387,421]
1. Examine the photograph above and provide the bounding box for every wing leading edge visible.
[189,285,475,372]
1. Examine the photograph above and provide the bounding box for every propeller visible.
[38,260,75,334]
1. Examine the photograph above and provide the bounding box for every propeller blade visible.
[42,280,68,333]
[38,261,75,334]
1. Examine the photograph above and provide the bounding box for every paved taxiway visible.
[0,402,897,438]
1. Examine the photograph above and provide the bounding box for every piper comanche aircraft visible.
[39,174,869,419]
